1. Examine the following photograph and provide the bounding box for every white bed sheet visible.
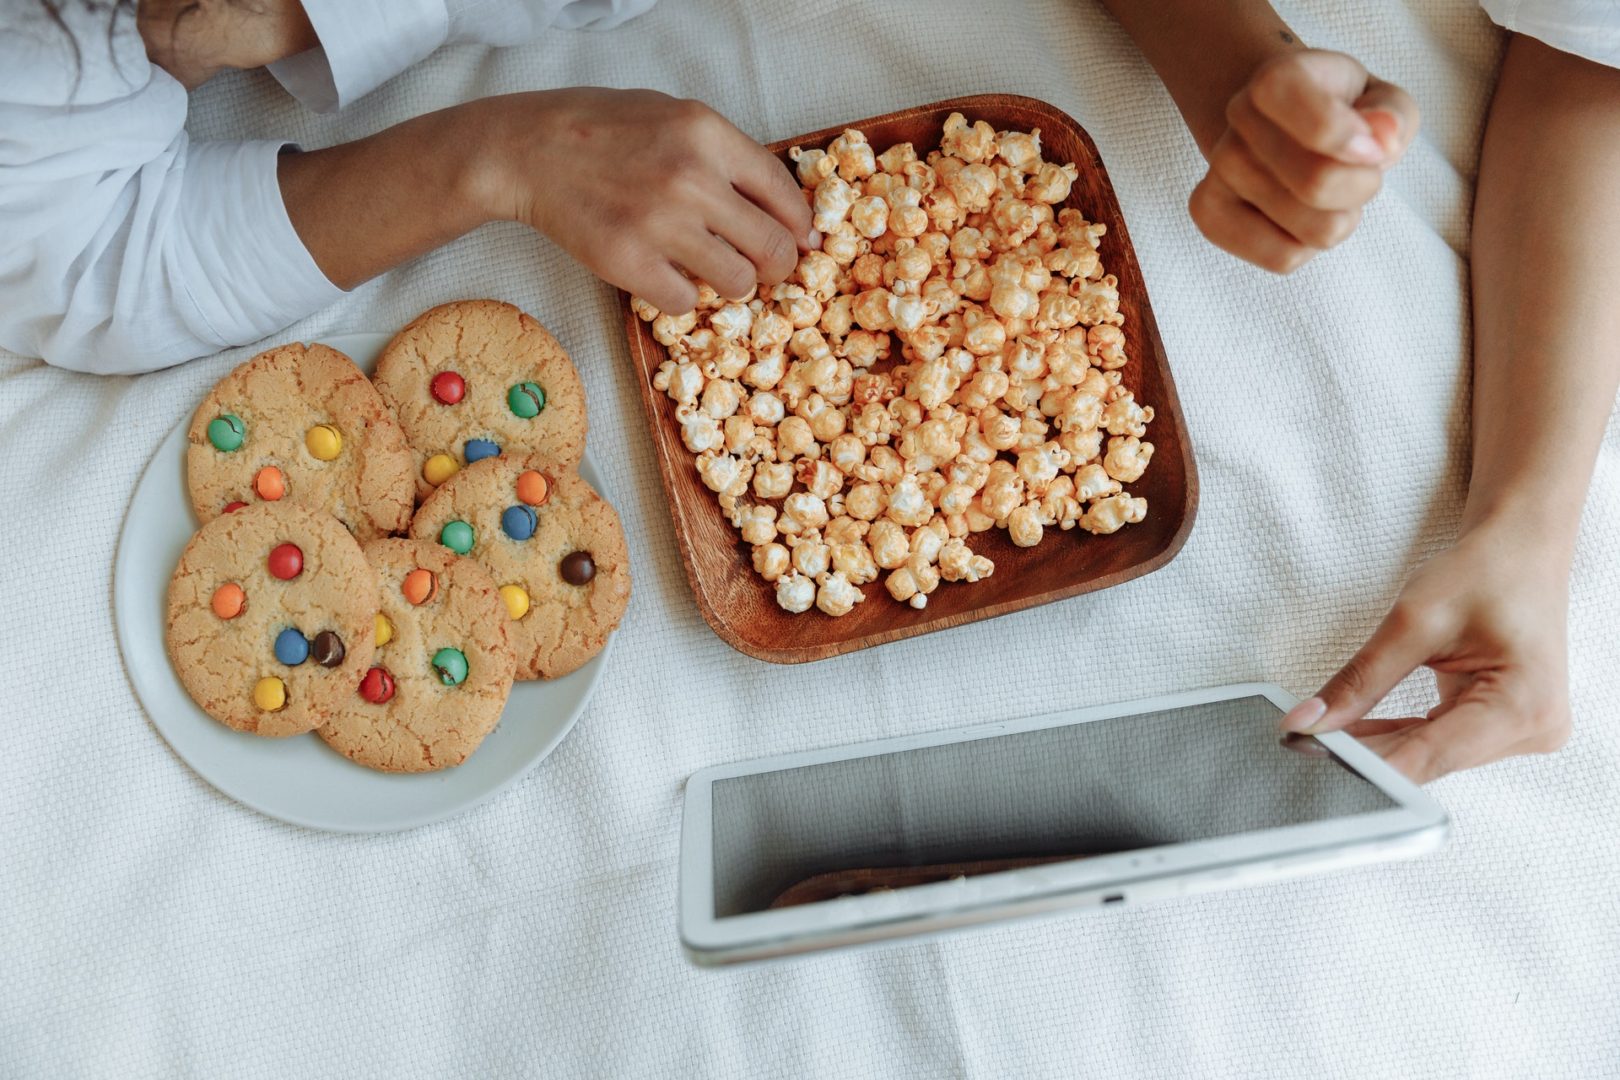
[3,0,1618,1076]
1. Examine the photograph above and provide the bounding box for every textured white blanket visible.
[5,0,1618,1076]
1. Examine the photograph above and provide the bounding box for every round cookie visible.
[318,539,515,772]
[372,300,588,503]
[187,342,414,541]
[409,455,630,680]
[166,502,378,737]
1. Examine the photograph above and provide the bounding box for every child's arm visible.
[277,89,814,317]
[1281,36,1620,781]
[1096,0,1418,272]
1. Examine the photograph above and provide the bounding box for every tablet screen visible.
[709,695,1395,916]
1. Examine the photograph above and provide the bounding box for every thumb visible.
[1354,77,1420,163]
[1281,603,1445,734]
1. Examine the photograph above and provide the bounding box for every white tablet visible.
[679,683,1447,965]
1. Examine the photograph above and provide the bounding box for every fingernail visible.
[1344,133,1384,164]
[806,228,822,249]
[1281,696,1327,733]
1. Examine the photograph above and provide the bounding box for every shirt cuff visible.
[268,0,448,112]
[174,139,346,348]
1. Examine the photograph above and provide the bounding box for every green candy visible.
[507,381,546,418]
[439,520,475,555]
[207,414,245,452]
[431,647,468,687]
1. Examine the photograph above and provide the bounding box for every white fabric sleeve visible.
[1478,0,1620,69]
[0,70,344,374]
[269,0,658,111]
[269,0,450,113]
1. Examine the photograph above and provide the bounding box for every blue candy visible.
[464,438,501,464]
[274,627,310,666]
[502,504,538,541]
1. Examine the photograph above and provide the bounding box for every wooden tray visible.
[620,93,1198,664]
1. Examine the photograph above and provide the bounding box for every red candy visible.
[430,371,465,405]
[222,500,248,514]
[267,542,303,580]
[359,666,395,704]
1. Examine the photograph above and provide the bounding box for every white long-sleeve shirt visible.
[0,0,654,375]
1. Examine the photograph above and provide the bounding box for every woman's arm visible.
[278,88,814,315]
[1095,0,1418,272]
[1282,36,1620,781]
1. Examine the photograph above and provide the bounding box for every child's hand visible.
[1279,523,1572,783]
[1189,50,1419,273]
[471,89,815,314]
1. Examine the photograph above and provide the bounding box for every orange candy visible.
[402,568,437,605]
[515,470,550,507]
[211,582,245,619]
[254,466,285,501]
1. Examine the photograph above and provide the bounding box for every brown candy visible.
[310,630,346,668]
[559,551,595,586]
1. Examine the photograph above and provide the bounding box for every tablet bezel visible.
[678,682,1448,964]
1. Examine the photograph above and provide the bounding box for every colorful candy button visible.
[507,381,546,418]
[515,470,550,507]
[274,627,310,666]
[207,414,245,452]
[402,568,437,605]
[222,500,248,514]
[253,676,287,712]
[211,582,245,619]
[464,438,500,464]
[560,550,596,586]
[359,666,395,704]
[440,520,475,555]
[423,453,459,486]
[499,584,530,620]
[374,613,394,647]
[501,505,537,541]
[268,543,303,580]
[432,647,469,687]
[305,423,342,461]
[254,466,285,501]
[311,630,346,668]
[430,371,465,405]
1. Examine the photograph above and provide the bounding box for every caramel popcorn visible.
[634,115,1156,615]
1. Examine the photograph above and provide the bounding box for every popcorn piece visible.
[868,519,910,569]
[813,175,858,233]
[753,542,790,581]
[653,310,698,346]
[1103,435,1154,484]
[938,538,994,582]
[753,461,794,500]
[1007,503,1044,547]
[830,540,879,585]
[775,571,816,613]
[815,570,866,616]
[829,129,877,182]
[791,530,832,577]
[885,476,933,527]
[791,146,835,187]
[737,503,778,546]
[942,112,997,163]
[1080,493,1147,535]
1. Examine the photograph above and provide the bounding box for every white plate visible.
[113,332,611,833]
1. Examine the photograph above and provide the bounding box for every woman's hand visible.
[1190,49,1419,273]
[139,0,317,89]
[1280,521,1572,783]
[467,89,815,314]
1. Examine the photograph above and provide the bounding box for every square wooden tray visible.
[620,93,1198,664]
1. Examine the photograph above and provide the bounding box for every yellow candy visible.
[253,676,287,712]
[499,584,531,620]
[305,423,342,461]
[374,613,394,647]
[423,453,459,486]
